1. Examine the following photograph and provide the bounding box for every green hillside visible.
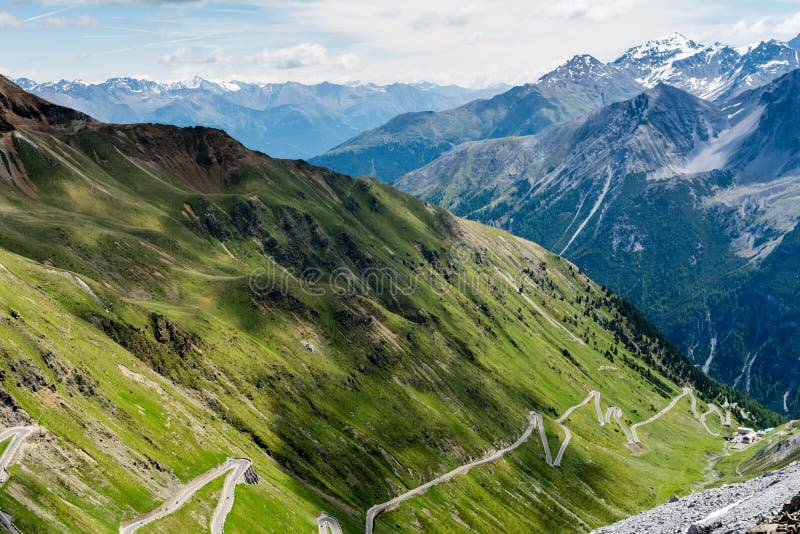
[0,77,781,533]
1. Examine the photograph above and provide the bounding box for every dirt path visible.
[119,458,251,534]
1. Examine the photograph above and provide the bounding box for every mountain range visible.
[398,67,800,413]
[14,77,505,159]
[0,75,780,533]
[312,33,800,182]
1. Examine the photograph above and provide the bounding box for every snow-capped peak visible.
[538,54,611,84]
[622,32,706,62]
[218,81,242,92]
[167,76,220,91]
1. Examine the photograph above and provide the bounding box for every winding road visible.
[210,459,251,534]
[0,426,38,534]
[362,387,729,533]
[1,391,730,534]
[698,401,728,437]
[364,411,540,534]
[553,391,635,464]
[0,426,37,485]
[318,514,343,534]
[119,457,251,534]
[630,388,691,443]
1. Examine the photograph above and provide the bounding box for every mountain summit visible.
[313,33,800,182]
[311,54,644,182]
[0,75,91,132]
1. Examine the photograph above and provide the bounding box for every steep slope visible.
[726,69,800,180]
[17,77,503,159]
[310,55,644,182]
[397,72,800,414]
[0,77,780,533]
[399,84,727,224]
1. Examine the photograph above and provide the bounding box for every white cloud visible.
[336,53,359,70]
[410,12,440,30]
[42,15,97,29]
[544,0,639,21]
[256,43,328,70]
[25,1,198,5]
[729,13,800,41]
[466,31,483,45]
[443,4,483,26]
[776,12,800,37]
[198,49,228,65]
[159,47,191,66]
[5,0,793,88]
[160,47,229,67]
[0,12,20,30]
[731,17,770,38]
[409,4,483,30]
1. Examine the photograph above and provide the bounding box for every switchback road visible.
[119,458,251,534]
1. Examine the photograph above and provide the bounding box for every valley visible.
[395,66,800,415]
[0,75,783,533]
[3,1,800,531]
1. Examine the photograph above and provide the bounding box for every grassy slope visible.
[0,113,780,534]
[714,421,800,483]
[138,476,225,534]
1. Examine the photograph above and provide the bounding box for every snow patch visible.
[701,333,717,374]
[560,168,613,255]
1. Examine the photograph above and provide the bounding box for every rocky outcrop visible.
[749,493,800,533]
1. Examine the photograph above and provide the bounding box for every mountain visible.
[397,71,800,413]
[313,33,800,182]
[15,77,505,159]
[611,33,739,99]
[399,83,727,214]
[0,76,780,533]
[311,55,645,182]
[610,33,800,100]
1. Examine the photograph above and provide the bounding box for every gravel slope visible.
[593,462,800,534]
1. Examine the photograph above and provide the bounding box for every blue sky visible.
[2,0,800,86]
